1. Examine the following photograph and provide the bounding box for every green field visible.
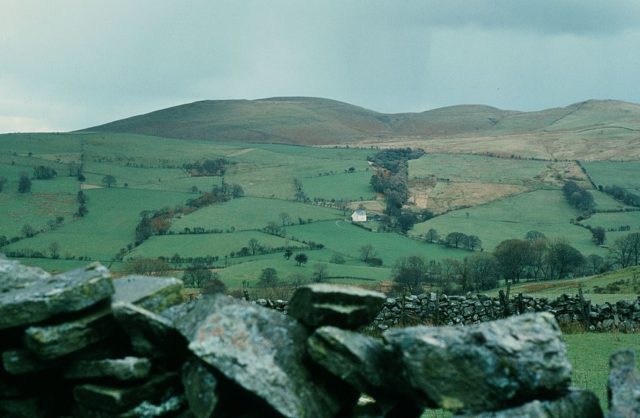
[582,160,640,191]
[409,153,548,185]
[564,333,640,412]
[591,190,636,211]
[412,190,600,254]
[1,131,639,291]
[3,188,191,262]
[170,197,343,233]
[287,220,466,265]
[130,231,304,260]
[217,256,393,288]
[584,211,640,232]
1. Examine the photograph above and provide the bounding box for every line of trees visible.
[562,181,594,212]
[183,158,232,177]
[392,230,640,294]
[368,148,425,232]
[601,184,640,207]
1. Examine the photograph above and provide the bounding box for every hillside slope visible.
[82,97,640,149]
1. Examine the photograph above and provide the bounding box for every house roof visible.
[352,209,366,216]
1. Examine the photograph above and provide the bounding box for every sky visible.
[2,0,640,132]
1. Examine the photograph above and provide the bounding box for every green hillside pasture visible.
[3,188,190,262]
[81,161,208,193]
[409,153,548,185]
[582,160,640,191]
[591,190,636,211]
[584,211,640,232]
[224,146,371,199]
[302,170,375,201]
[486,266,640,304]
[129,231,304,260]
[81,133,243,165]
[564,333,640,412]
[217,256,392,288]
[0,133,82,156]
[412,190,600,254]
[286,220,466,266]
[170,198,342,233]
[0,176,79,237]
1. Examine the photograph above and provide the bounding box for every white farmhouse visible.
[351,209,367,222]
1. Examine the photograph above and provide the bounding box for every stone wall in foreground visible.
[1,257,638,418]
[257,291,640,332]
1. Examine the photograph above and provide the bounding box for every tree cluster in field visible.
[420,228,481,251]
[391,230,640,294]
[293,178,308,202]
[392,253,500,294]
[562,180,595,212]
[185,182,244,209]
[601,184,640,207]
[33,165,57,179]
[368,148,425,232]
[133,182,245,247]
[609,232,640,268]
[183,158,233,177]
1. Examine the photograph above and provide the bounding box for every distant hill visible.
[82,97,640,147]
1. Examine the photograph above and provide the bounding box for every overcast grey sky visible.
[2,0,640,132]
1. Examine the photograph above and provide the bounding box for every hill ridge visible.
[80,97,640,146]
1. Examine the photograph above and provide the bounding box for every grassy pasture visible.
[0,176,79,237]
[286,220,466,265]
[170,197,342,232]
[302,170,374,201]
[3,188,190,261]
[591,190,635,211]
[582,160,640,191]
[217,256,392,288]
[411,190,600,255]
[564,333,640,412]
[584,211,640,232]
[409,153,548,185]
[129,231,304,260]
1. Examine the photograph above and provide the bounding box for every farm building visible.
[351,209,367,222]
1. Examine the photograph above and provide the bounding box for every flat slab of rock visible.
[454,389,603,417]
[64,356,151,381]
[0,262,113,330]
[24,305,116,359]
[112,275,183,313]
[288,283,385,329]
[307,326,392,399]
[73,372,178,413]
[608,349,640,418]
[111,302,187,360]
[2,348,62,374]
[383,312,572,413]
[175,294,354,418]
[0,256,50,292]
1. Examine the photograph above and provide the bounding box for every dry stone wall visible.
[0,257,638,417]
[257,291,640,332]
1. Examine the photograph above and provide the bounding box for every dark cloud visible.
[1,1,640,132]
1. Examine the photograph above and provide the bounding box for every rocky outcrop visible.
[288,283,385,329]
[0,258,634,417]
[384,312,571,413]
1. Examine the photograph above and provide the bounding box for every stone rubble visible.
[0,257,636,417]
